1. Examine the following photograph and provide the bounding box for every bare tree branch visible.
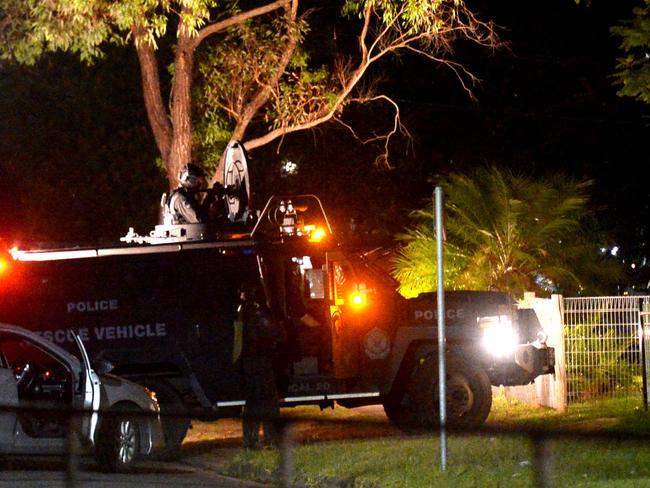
[190,0,290,51]
[333,94,412,168]
[242,0,499,163]
[405,45,480,99]
[232,0,299,140]
[359,3,373,63]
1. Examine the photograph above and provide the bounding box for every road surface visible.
[0,456,263,487]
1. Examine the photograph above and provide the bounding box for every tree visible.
[393,166,621,298]
[611,0,650,104]
[0,1,498,188]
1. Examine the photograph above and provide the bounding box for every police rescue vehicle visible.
[0,141,555,456]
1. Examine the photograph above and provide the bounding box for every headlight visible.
[479,315,518,357]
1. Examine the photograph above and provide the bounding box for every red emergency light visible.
[0,248,14,275]
[0,251,14,291]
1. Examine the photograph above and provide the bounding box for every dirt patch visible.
[179,405,399,482]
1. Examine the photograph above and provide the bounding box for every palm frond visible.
[393,166,620,298]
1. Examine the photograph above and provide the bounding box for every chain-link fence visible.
[562,296,647,404]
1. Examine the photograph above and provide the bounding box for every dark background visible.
[0,0,647,282]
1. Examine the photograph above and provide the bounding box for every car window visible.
[0,337,72,401]
[1,339,61,370]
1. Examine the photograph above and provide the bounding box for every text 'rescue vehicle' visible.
[0,143,554,455]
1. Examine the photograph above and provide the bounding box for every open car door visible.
[0,368,18,450]
[71,333,101,445]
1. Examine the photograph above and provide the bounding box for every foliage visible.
[392,237,473,298]
[611,0,650,104]
[393,166,621,298]
[565,323,641,401]
[193,13,338,174]
[0,0,499,188]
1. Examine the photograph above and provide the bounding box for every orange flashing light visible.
[349,281,371,309]
[309,228,327,243]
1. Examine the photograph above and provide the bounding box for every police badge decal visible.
[363,327,390,360]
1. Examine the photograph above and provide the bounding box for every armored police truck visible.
[0,143,554,456]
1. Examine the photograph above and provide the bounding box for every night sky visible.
[0,1,648,278]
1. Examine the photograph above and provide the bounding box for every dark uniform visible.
[166,163,217,224]
[168,187,205,224]
[238,291,284,449]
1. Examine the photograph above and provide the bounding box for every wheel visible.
[383,397,416,430]
[406,353,492,430]
[95,405,140,472]
[142,379,190,460]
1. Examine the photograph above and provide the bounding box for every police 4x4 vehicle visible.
[0,141,554,456]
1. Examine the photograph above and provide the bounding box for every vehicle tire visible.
[94,404,141,472]
[142,379,190,461]
[409,353,492,430]
[383,397,416,430]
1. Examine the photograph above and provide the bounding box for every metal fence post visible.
[642,298,649,411]
[435,186,447,472]
[532,434,552,488]
[65,411,80,488]
[279,421,294,487]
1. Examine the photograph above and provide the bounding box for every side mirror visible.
[91,358,114,376]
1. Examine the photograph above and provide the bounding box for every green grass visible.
[490,393,650,435]
[217,395,650,487]
[227,436,650,487]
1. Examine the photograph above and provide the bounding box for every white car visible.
[0,323,164,471]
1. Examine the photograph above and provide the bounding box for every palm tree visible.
[394,167,620,298]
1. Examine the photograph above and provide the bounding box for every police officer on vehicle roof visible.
[167,163,215,224]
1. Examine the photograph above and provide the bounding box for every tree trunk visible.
[135,33,173,176]
[167,34,195,190]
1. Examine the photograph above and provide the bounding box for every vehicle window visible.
[0,338,71,401]
[332,261,352,305]
[2,340,57,369]
[286,255,328,320]
[305,268,325,300]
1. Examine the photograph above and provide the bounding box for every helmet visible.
[178,164,206,190]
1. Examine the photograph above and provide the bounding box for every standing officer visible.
[235,285,284,449]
